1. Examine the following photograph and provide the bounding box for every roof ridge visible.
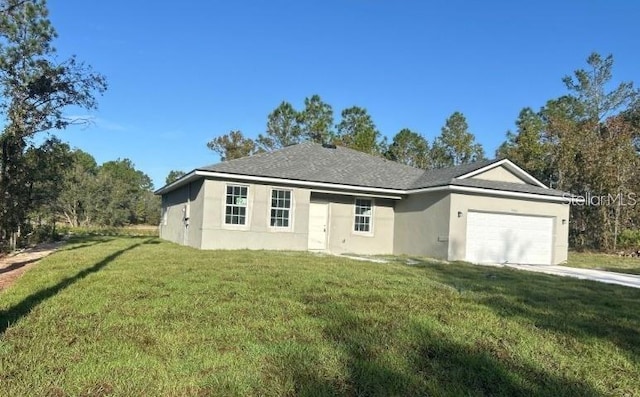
[189,142,510,191]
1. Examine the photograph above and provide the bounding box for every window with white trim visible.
[354,198,372,232]
[270,189,291,228]
[225,185,248,225]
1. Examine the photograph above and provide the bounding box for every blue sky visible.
[45,0,639,189]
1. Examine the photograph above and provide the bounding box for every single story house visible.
[155,142,570,265]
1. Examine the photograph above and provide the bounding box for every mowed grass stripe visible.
[567,251,640,275]
[1,236,639,396]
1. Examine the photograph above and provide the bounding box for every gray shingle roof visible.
[408,158,501,189]
[198,142,424,190]
[189,142,560,196]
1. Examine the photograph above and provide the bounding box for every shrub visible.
[26,224,63,245]
[617,229,640,249]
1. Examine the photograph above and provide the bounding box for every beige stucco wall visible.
[393,191,451,259]
[200,179,311,250]
[163,178,396,254]
[159,180,204,248]
[471,166,527,184]
[448,193,570,264]
[186,179,204,248]
[311,193,395,255]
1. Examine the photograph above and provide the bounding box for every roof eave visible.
[156,169,407,197]
[156,170,569,203]
[407,184,571,203]
[153,170,199,195]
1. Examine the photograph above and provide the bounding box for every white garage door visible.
[465,212,554,265]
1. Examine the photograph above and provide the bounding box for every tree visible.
[56,153,159,227]
[386,128,431,169]
[562,53,637,123]
[56,149,99,227]
[335,106,383,155]
[137,190,161,225]
[97,159,154,226]
[24,137,73,226]
[0,0,107,248]
[496,108,550,183]
[165,170,186,185]
[432,112,485,168]
[207,130,256,161]
[256,101,301,151]
[547,53,640,250]
[298,94,334,144]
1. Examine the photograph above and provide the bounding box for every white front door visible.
[308,202,328,250]
[465,211,554,265]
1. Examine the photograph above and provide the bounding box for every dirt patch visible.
[0,241,65,291]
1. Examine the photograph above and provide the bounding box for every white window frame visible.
[353,197,374,235]
[223,184,250,228]
[269,188,294,231]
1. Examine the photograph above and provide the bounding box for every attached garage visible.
[465,211,554,265]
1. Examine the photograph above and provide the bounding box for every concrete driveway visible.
[494,263,640,289]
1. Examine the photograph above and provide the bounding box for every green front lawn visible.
[567,251,640,275]
[1,237,639,396]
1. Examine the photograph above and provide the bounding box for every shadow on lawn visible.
[0,238,151,335]
[0,258,41,274]
[282,303,601,396]
[411,259,640,362]
[59,236,119,251]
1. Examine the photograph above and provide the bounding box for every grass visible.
[1,237,639,396]
[567,251,640,275]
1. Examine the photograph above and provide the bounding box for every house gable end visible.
[469,165,528,185]
[456,159,548,189]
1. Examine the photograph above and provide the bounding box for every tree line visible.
[204,95,485,170]
[26,138,159,228]
[200,53,640,251]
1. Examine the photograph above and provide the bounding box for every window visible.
[225,185,248,225]
[270,189,291,228]
[354,198,372,233]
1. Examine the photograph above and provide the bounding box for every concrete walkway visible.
[494,263,640,289]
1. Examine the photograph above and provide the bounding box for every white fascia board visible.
[153,171,199,195]
[457,159,548,189]
[192,170,407,196]
[449,185,569,202]
[407,185,570,203]
[404,186,450,194]
[310,189,402,200]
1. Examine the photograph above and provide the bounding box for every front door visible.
[308,202,328,250]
